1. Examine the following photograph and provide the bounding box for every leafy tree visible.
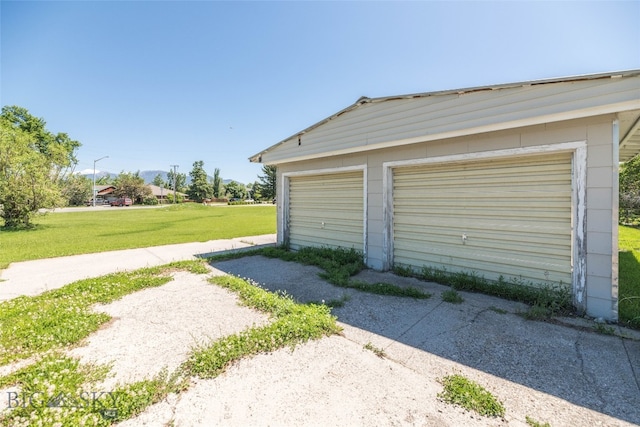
[152,173,165,187]
[166,193,185,203]
[1,106,79,180]
[225,180,246,199]
[113,171,151,204]
[0,107,80,228]
[620,154,640,224]
[62,174,92,206]
[250,180,262,200]
[212,168,222,198]
[167,169,187,193]
[256,165,276,201]
[142,194,159,205]
[187,160,213,202]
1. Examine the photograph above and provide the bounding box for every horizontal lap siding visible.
[262,76,639,164]
[393,153,573,287]
[289,172,364,251]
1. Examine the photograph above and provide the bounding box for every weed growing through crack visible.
[438,374,505,418]
[526,415,552,427]
[441,289,464,304]
[522,304,553,320]
[209,246,431,299]
[593,323,616,335]
[0,355,188,427]
[109,368,189,423]
[489,306,508,314]
[0,353,109,426]
[363,342,386,358]
[182,275,341,379]
[395,264,572,318]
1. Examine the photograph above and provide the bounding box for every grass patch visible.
[0,353,113,426]
[182,275,340,378]
[395,264,571,318]
[0,260,208,365]
[341,280,430,299]
[308,294,351,309]
[211,246,431,300]
[619,225,640,328]
[438,374,505,418]
[489,306,508,314]
[441,289,464,304]
[108,368,189,423]
[0,353,188,426]
[0,204,275,269]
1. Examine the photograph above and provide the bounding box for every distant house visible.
[147,184,187,203]
[95,185,116,198]
[250,70,640,322]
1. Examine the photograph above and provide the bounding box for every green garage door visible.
[392,153,573,287]
[289,171,364,251]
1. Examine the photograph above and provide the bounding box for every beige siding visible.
[288,171,364,251]
[275,116,619,320]
[261,76,640,164]
[392,153,573,286]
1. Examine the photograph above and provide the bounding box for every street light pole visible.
[170,164,178,204]
[93,156,109,207]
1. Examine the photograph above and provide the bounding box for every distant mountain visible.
[77,169,241,185]
[75,169,118,181]
[139,170,169,184]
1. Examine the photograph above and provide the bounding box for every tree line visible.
[0,106,277,228]
[95,161,277,204]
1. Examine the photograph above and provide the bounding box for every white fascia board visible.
[260,100,640,165]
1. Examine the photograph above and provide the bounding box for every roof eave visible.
[250,69,640,164]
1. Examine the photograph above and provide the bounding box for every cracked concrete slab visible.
[212,255,640,426]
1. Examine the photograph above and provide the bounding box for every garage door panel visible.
[394,230,572,259]
[394,216,571,235]
[393,153,573,287]
[289,171,364,251]
[395,245,571,281]
[394,229,571,256]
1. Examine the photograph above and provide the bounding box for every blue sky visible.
[2,1,639,184]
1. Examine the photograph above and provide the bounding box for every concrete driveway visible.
[1,237,638,426]
[211,256,640,426]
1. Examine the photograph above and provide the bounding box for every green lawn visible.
[619,225,640,328]
[0,204,275,269]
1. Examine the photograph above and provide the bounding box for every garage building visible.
[250,70,640,321]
